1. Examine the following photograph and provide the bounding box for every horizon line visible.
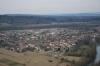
[0,12,100,15]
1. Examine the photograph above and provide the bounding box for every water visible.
[94,45,100,63]
[87,44,100,66]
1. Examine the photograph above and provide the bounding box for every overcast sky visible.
[0,0,100,14]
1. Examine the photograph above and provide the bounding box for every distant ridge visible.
[57,13,100,16]
[3,12,100,16]
[0,13,100,26]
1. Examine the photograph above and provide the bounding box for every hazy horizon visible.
[0,0,100,15]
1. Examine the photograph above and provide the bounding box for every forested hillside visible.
[0,14,100,25]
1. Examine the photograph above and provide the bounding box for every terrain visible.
[0,13,100,66]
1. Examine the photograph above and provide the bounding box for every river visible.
[94,45,100,63]
[87,44,100,66]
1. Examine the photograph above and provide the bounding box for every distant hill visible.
[0,13,100,26]
[5,12,100,16]
[58,13,100,16]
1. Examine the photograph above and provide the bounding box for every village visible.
[0,28,98,56]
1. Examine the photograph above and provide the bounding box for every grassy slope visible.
[0,48,59,66]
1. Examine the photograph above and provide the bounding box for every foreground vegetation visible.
[91,61,100,66]
[59,40,96,66]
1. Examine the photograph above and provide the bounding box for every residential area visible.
[0,28,98,56]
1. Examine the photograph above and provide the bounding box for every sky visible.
[0,0,100,15]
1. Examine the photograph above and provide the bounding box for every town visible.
[0,28,98,56]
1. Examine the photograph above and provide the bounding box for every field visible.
[0,48,91,66]
[0,48,61,66]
